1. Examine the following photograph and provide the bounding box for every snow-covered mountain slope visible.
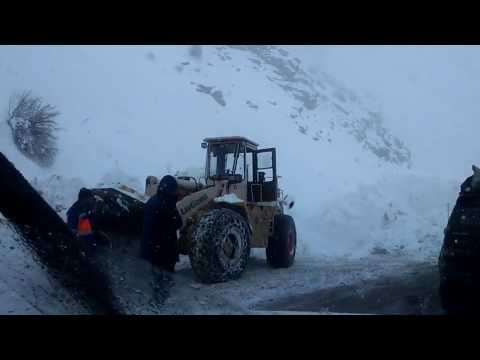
[215,46,411,166]
[289,45,480,180]
[0,45,458,259]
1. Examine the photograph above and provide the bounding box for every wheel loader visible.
[90,136,297,283]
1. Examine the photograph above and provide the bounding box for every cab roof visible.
[203,136,259,149]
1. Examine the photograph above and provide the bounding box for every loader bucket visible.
[89,188,145,247]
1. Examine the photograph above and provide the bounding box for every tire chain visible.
[190,208,250,283]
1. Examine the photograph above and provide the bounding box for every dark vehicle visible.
[439,165,480,313]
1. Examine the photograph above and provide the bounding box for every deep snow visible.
[0,45,474,314]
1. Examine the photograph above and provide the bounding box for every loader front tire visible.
[189,208,250,283]
[267,214,296,268]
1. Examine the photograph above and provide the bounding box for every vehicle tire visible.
[189,208,250,283]
[266,214,296,268]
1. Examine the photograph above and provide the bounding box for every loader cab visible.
[203,137,278,203]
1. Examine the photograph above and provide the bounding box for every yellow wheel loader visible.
[91,137,296,283]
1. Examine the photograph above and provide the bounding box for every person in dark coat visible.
[67,188,110,253]
[141,175,183,272]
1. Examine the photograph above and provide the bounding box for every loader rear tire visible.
[267,214,296,268]
[189,208,250,283]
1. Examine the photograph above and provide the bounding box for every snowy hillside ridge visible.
[183,45,411,167]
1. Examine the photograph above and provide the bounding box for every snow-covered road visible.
[0,220,86,314]
[155,252,441,315]
[257,260,441,314]
[1,219,442,315]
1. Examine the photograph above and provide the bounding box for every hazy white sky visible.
[286,45,480,179]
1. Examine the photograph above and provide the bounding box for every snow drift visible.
[0,45,460,261]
